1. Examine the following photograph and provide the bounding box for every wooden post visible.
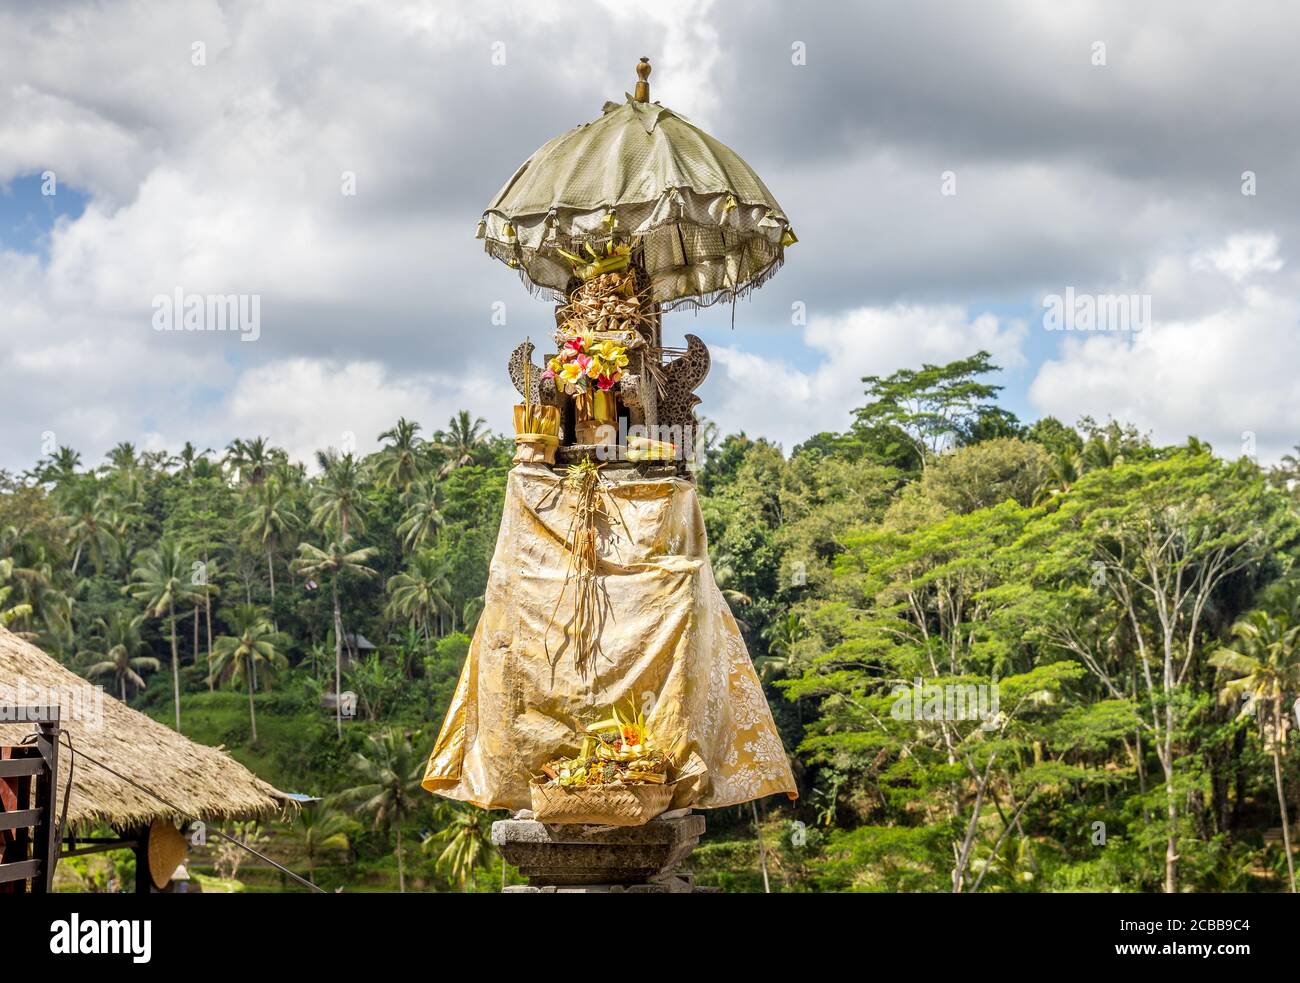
[31,708,60,893]
[134,824,153,893]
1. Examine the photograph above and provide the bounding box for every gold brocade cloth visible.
[422,464,797,811]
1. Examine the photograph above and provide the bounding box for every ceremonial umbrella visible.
[476,58,796,313]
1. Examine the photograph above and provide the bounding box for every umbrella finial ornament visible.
[634,56,651,102]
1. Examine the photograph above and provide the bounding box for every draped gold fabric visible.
[422,464,797,812]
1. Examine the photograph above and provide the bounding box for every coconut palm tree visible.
[1032,448,1085,505]
[292,539,378,738]
[225,436,278,486]
[174,441,213,480]
[241,480,300,622]
[287,807,355,886]
[190,552,223,690]
[64,488,120,575]
[433,411,489,476]
[395,479,444,553]
[385,552,454,640]
[104,442,146,503]
[79,612,159,701]
[0,589,32,630]
[311,450,368,540]
[757,611,807,680]
[32,445,82,487]
[128,538,200,731]
[335,729,426,893]
[375,418,426,492]
[425,807,495,891]
[211,604,289,742]
[1211,608,1300,893]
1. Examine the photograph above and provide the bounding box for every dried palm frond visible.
[555,266,656,342]
[542,458,626,678]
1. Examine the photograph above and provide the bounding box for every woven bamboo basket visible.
[529,778,675,826]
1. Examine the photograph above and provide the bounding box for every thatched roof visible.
[0,626,287,831]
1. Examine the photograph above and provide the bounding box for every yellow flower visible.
[547,356,564,374]
[559,362,584,386]
[595,340,629,369]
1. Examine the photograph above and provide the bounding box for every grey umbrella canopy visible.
[476,58,796,311]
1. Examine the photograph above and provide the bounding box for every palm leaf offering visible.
[537,700,671,788]
[555,265,654,340]
[542,457,626,676]
[514,337,560,437]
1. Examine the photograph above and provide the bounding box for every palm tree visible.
[712,552,754,634]
[105,442,145,503]
[757,611,807,680]
[462,594,485,634]
[375,418,426,492]
[32,445,82,487]
[129,538,200,731]
[241,480,299,621]
[1080,426,1127,472]
[64,488,120,575]
[385,552,454,640]
[292,540,378,738]
[425,807,495,891]
[311,450,368,540]
[335,729,426,893]
[190,553,223,690]
[433,411,489,476]
[1211,608,1300,893]
[211,604,289,742]
[79,613,159,701]
[174,441,213,480]
[105,441,138,471]
[0,583,33,631]
[225,436,278,486]
[1032,448,1085,505]
[395,479,444,553]
[287,807,354,886]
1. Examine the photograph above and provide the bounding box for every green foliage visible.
[9,369,1300,893]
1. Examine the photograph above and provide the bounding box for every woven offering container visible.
[529,778,675,826]
[514,433,558,465]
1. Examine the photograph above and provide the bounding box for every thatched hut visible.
[0,626,288,891]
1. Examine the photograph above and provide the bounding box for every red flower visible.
[596,375,615,391]
[564,335,585,354]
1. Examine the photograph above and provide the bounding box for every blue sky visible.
[0,174,87,255]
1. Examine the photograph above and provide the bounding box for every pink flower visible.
[576,353,592,371]
[541,368,556,380]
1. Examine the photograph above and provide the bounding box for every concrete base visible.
[492,813,706,887]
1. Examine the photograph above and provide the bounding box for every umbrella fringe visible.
[483,238,787,317]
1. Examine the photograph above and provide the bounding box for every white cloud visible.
[1029,233,1300,462]
[4,2,1300,471]
[1191,233,1284,284]
[220,358,516,468]
[708,304,1028,450]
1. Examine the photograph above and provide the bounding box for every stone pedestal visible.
[492,812,708,890]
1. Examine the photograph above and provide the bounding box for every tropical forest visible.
[3,351,1299,893]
